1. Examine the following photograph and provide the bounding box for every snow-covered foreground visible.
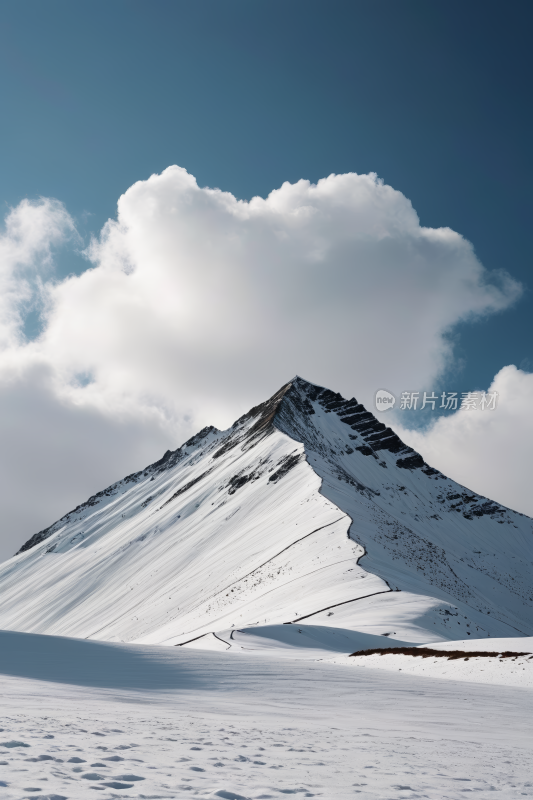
[1,630,533,800]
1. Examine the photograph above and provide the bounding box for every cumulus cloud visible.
[396,366,533,517]
[0,167,524,558]
[39,167,521,417]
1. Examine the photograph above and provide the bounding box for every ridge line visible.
[289,589,393,623]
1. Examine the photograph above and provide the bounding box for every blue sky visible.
[0,0,532,557]
[1,0,531,389]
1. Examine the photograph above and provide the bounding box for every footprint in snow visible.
[24,796,67,800]
[1,740,30,748]
[102,781,133,789]
[25,755,55,762]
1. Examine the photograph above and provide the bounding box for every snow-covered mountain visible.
[0,377,531,645]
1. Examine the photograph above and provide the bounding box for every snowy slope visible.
[0,377,531,645]
[273,379,533,641]
[426,636,533,653]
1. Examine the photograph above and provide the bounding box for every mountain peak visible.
[2,376,531,646]
[214,374,422,472]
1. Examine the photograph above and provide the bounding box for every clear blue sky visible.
[1,0,531,391]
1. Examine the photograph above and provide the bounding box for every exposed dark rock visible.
[268,453,302,483]
[213,382,293,459]
[371,434,405,454]
[396,453,425,470]
[227,473,257,494]
[153,426,219,473]
[350,647,532,659]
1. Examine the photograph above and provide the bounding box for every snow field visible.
[1,630,532,799]
[184,625,533,686]
[331,651,533,688]
[426,636,533,653]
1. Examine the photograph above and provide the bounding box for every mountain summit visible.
[1,377,531,645]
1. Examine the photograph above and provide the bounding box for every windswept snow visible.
[182,623,417,658]
[1,629,533,799]
[424,636,533,653]
[0,377,531,647]
[180,624,533,688]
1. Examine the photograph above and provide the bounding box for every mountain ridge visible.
[16,375,443,557]
[1,376,531,645]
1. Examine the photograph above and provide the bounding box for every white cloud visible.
[0,360,174,560]
[396,366,533,518]
[0,167,524,558]
[40,167,521,417]
[0,198,76,348]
